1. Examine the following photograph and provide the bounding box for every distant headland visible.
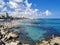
[0,12,29,20]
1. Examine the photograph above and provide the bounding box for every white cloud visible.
[0,0,52,18]
[10,0,23,3]
[2,7,7,12]
[44,10,52,16]
[25,0,32,8]
[8,1,18,8]
[0,0,5,9]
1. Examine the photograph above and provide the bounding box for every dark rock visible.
[54,43,59,45]
[0,40,5,45]
[0,33,3,40]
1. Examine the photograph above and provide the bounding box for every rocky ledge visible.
[36,36,60,45]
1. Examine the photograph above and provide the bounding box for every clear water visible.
[0,19,60,41]
[18,19,60,41]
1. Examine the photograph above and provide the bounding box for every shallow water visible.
[0,19,60,42]
[17,19,60,41]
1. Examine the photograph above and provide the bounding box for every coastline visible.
[0,20,35,45]
[0,19,60,45]
[36,36,60,45]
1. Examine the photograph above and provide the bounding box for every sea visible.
[18,18,60,41]
[0,18,60,42]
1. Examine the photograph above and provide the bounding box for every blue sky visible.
[28,0,60,18]
[29,0,60,11]
[0,0,60,18]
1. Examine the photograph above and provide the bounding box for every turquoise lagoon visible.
[18,19,60,41]
[0,19,60,42]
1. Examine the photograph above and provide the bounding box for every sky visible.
[0,0,60,18]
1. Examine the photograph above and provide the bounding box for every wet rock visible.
[36,37,60,45]
[0,33,3,40]
[54,43,59,45]
[0,40,5,45]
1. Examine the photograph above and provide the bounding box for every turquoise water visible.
[18,19,60,41]
[0,19,60,41]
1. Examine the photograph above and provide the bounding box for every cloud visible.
[8,1,18,8]
[0,0,5,9]
[24,0,32,8]
[10,0,23,3]
[44,10,52,16]
[0,0,52,18]
[7,0,39,18]
[2,7,7,12]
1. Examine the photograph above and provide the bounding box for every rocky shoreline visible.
[36,36,60,45]
[0,20,60,45]
[1,25,60,45]
[0,20,35,45]
[0,25,20,45]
